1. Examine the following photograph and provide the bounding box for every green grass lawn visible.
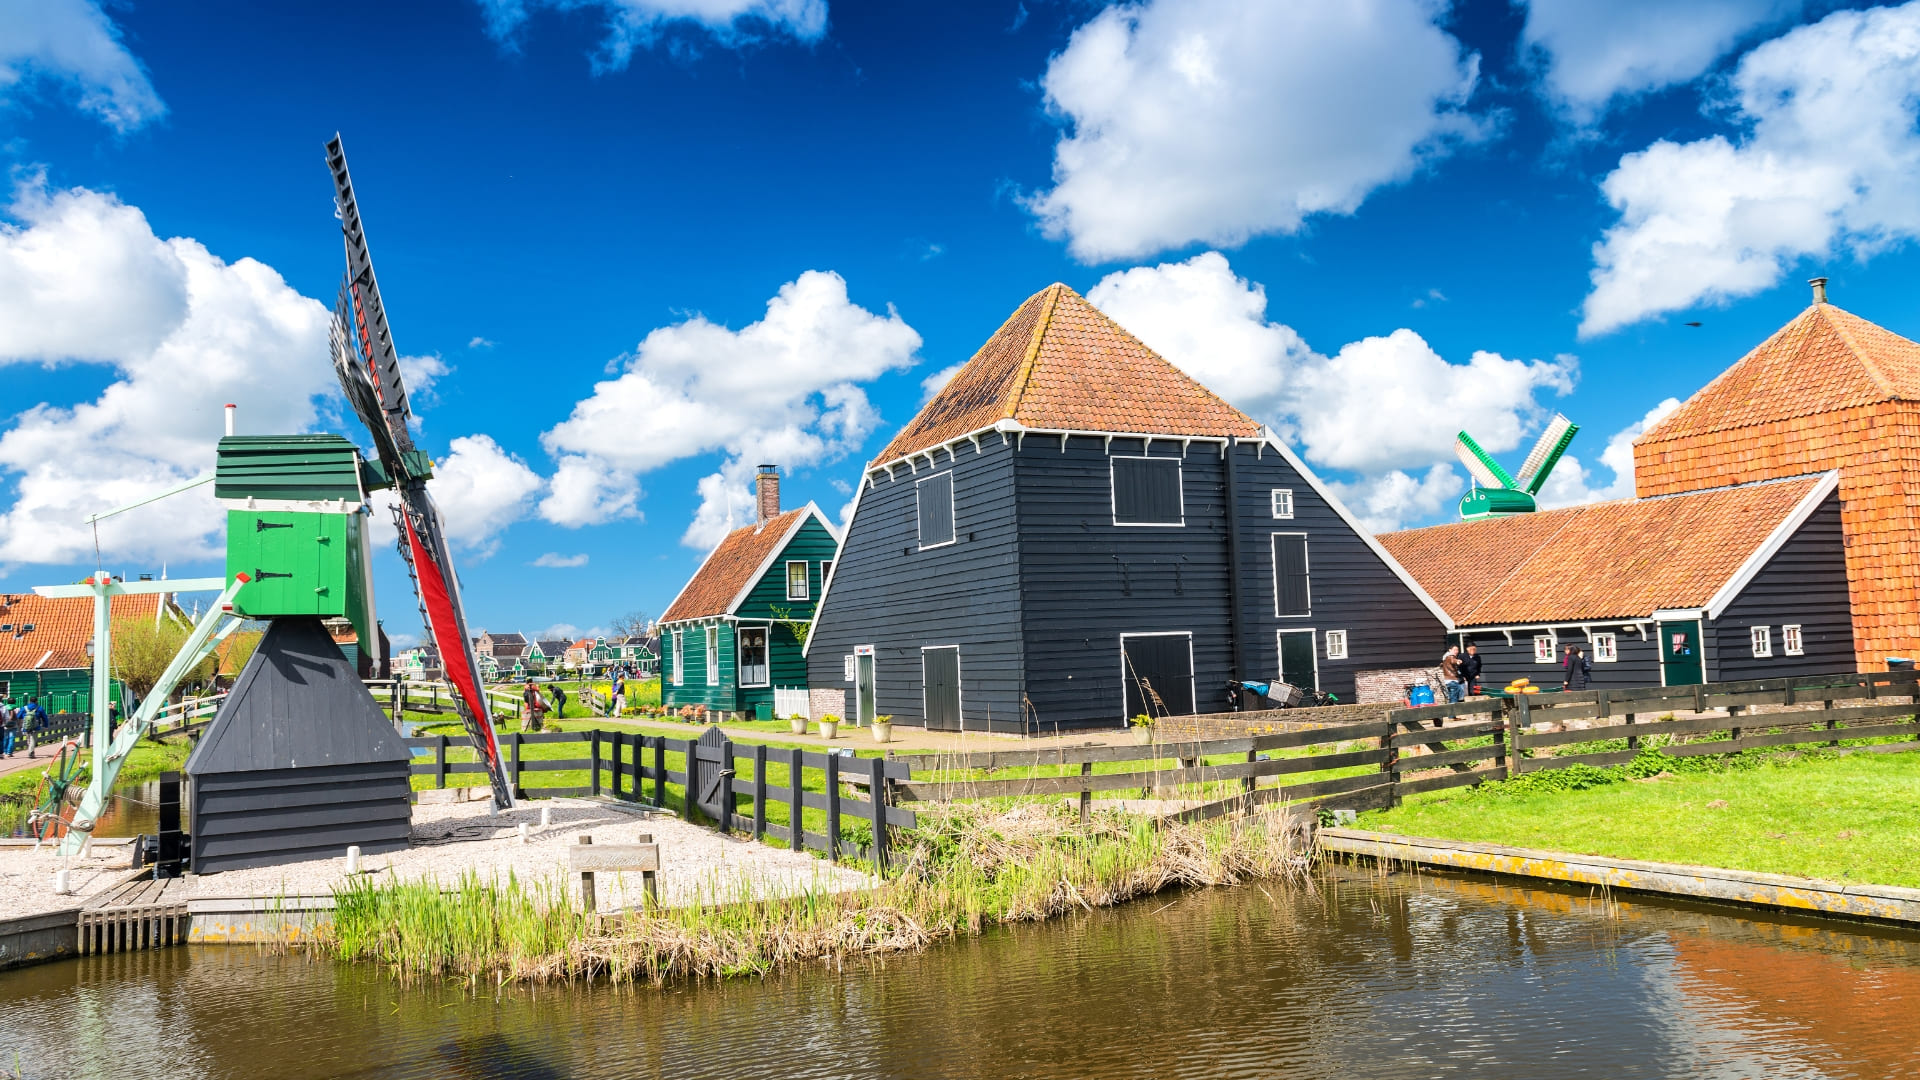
[1359,748,1920,888]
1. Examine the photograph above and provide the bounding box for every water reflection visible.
[0,869,1913,1079]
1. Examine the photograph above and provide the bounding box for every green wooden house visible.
[660,500,837,719]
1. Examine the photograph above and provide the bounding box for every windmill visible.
[325,135,513,810]
[1454,413,1579,520]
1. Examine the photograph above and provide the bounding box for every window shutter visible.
[1112,458,1183,524]
[1274,535,1309,616]
[917,473,955,547]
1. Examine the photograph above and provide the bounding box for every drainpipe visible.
[1223,437,1247,702]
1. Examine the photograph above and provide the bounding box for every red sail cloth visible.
[404,515,501,774]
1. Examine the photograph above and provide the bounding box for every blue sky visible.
[4,0,1919,645]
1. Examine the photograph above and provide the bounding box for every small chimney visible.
[756,465,780,523]
[224,403,236,436]
[1810,277,1829,305]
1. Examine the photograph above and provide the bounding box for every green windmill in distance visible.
[1455,413,1580,520]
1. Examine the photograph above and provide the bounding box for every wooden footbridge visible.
[77,873,189,955]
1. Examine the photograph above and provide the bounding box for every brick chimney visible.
[756,465,780,523]
[1810,276,1829,305]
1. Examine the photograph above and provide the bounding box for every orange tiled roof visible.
[1642,303,1920,444]
[661,508,808,623]
[876,284,1261,463]
[1378,476,1825,626]
[0,591,169,672]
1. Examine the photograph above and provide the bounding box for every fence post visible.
[790,747,806,853]
[824,751,842,863]
[1382,720,1400,807]
[590,729,602,797]
[1513,696,1531,776]
[510,732,523,797]
[1080,761,1094,824]
[1625,713,1637,751]
[653,738,666,807]
[868,755,888,874]
[721,739,736,830]
[1491,706,1507,779]
[1825,697,1838,747]
[753,744,768,842]
[436,735,448,789]
[609,732,623,800]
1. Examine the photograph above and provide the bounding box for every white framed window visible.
[1751,625,1772,658]
[1272,533,1311,617]
[737,627,770,687]
[1111,456,1184,526]
[1324,630,1348,660]
[1533,633,1556,663]
[1783,624,1804,656]
[1271,489,1294,519]
[671,630,684,687]
[917,472,956,548]
[1592,632,1618,662]
[706,625,720,684]
[786,560,810,600]
[843,654,856,683]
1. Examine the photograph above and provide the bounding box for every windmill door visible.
[690,727,734,824]
[1122,633,1195,719]
[1660,620,1704,686]
[922,646,961,731]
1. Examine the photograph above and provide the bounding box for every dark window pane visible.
[1274,534,1310,616]
[739,628,768,686]
[1112,457,1183,524]
[917,472,955,546]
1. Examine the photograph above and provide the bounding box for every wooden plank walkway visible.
[78,872,190,955]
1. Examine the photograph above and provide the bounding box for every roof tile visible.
[661,508,809,623]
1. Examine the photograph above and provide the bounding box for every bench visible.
[569,834,660,912]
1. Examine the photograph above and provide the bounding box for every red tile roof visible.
[661,508,809,623]
[0,591,171,672]
[876,283,1261,463]
[1378,476,1825,626]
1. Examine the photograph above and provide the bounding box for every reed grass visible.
[319,802,1309,985]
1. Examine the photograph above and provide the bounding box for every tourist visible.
[551,682,568,718]
[1,703,18,759]
[24,697,45,758]
[611,673,627,717]
[1440,646,1465,704]
[522,678,549,732]
[1461,644,1484,696]
[1565,646,1593,691]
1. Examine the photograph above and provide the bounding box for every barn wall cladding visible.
[185,616,412,873]
[1709,494,1855,682]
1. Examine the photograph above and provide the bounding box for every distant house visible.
[527,639,570,674]
[804,284,1450,732]
[1379,473,1853,689]
[611,635,656,674]
[0,589,167,713]
[660,468,838,719]
[564,638,594,670]
[396,645,442,682]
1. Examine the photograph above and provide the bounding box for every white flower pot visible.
[1131,726,1154,745]
[819,720,839,740]
[872,722,893,744]
[789,716,808,735]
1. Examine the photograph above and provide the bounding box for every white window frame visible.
[1592,632,1618,663]
[1117,631,1197,719]
[916,471,957,550]
[785,559,810,601]
[1271,532,1312,618]
[1533,632,1557,663]
[1109,455,1185,528]
[1751,625,1772,658]
[1275,628,1320,691]
[671,630,684,687]
[705,625,720,684]
[1270,488,1294,520]
[737,626,771,688]
[843,654,856,683]
[1783,624,1804,656]
[1324,629,1348,660]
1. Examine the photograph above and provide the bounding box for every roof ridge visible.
[1819,303,1903,399]
[1045,286,1259,428]
[1456,506,1588,625]
[1002,283,1061,421]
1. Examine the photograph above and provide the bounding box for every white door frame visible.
[1117,631,1196,721]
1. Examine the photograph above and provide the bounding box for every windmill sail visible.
[1454,431,1517,490]
[326,134,513,811]
[1516,413,1580,495]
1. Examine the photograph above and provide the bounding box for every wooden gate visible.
[690,726,734,824]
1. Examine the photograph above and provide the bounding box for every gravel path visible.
[0,798,872,918]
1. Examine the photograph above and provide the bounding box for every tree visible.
[608,610,652,638]
[111,615,215,702]
[218,630,263,679]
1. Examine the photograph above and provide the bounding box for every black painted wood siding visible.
[1232,443,1448,701]
[190,760,412,873]
[1456,629,1663,692]
[1710,494,1856,680]
[805,438,1025,729]
[1015,436,1233,727]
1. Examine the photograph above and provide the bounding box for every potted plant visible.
[1129,713,1155,744]
[818,713,841,739]
[788,712,809,735]
[871,714,893,743]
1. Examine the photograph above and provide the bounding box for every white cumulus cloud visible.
[532,551,589,567]
[541,270,919,547]
[474,0,827,71]
[1581,2,1920,337]
[1327,464,1462,535]
[0,0,164,131]
[1521,0,1802,121]
[0,181,331,566]
[1028,0,1485,263]
[1535,397,1682,508]
[421,434,546,557]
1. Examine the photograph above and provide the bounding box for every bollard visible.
[346,845,362,874]
[540,806,552,828]
[577,834,595,914]
[518,822,530,844]
[53,869,72,895]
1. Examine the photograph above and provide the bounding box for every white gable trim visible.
[1257,429,1456,631]
[723,502,837,618]
[803,490,865,659]
[1703,471,1840,619]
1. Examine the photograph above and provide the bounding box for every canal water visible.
[1,869,1914,1079]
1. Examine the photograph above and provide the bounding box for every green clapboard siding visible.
[662,622,737,711]
[227,510,372,647]
[0,669,124,714]
[215,435,366,503]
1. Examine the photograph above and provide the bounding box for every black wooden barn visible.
[803,283,1451,732]
[1378,472,1854,690]
[184,616,412,873]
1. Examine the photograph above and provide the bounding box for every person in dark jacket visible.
[1460,644,1484,696]
[1564,646,1593,691]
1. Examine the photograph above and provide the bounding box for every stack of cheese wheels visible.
[1505,677,1541,695]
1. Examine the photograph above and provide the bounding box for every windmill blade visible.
[326,134,418,469]
[329,290,400,468]
[1518,414,1580,496]
[1454,431,1518,490]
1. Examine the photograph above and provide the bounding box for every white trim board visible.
[721,502,837,618]
[1275,627,1319,691]
[1703,471,1840,619]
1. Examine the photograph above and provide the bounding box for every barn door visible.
[922,646,961,731]
[1122,634,1195,719]
[1276,630,1318,691]
[1660,621,1704,686]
